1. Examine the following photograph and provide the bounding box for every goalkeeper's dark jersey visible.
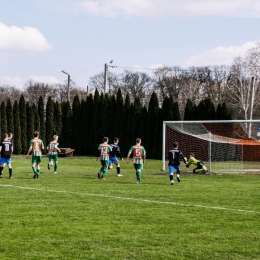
[110,143,121,158]
[168,148,184,166]
[0,139,13,158]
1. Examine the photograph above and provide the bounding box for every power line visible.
[108,65,157,71]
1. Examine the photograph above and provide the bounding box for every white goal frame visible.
[162,120,260,172]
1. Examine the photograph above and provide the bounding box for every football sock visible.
[136,171,141,182]
[54,163,58,172]
[9,168,12,178]
[32,166,37,173]
[102,168,108,177]
[37,169,40,176]
[170,175,173,181]
[117,167,120,174]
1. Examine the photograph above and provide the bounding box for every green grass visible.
[0,156,259,260]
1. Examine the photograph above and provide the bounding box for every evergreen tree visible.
[173,101,181,121]
[89,89,102,154]
[13,100,22,154]
[1,101,7,138]
[196,100,207,120]
[115,89,124,139]
[204,98,216,120]
[161,96,174,121]
[84,94,94,154]
[61,101,72,147]
[131,97,142,143]
[146,92,159,158]
[80,99,87,154]
[222,103,232,120]
[139,106,148,147]
[26,102,34,147]
[121,94,131,155]
[32,103,40,133]
[215,104,222,120]
[100,94,111,139]
[153,108,162,159]
[71,95,81,153]
[38,96,46,147]
[19,95,27,154]
[109,95,116,138]
[54,101,62,136]
[183,99,194,121]
[126,103,134,149]
[6,99,14,135]
[192,104,197,120]
[46,96,55,145]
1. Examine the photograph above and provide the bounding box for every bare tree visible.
[120,70,152,100]
[89,72,105,94]
[226,56,260,119]
[0,85,22,103]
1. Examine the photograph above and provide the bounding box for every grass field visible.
[0,156,259,260]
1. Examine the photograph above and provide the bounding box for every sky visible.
[0,0,259,90]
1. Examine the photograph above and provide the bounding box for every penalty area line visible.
[0,184,258,214]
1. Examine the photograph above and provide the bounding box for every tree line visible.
[1,43,259,121]
[0,89,231,159]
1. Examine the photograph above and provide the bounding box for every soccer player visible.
[108,137,123,177]
[126,138,146,184]
[168,142,186,185]
[96,137,112,180]
[0,133,14,179]
[47,135,61,174]
[26,131,45,179]
[186,152,208,174]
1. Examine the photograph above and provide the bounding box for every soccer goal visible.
[162,120,260,173]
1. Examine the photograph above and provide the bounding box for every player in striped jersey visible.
[126,138,146,184]
[47,135,61,174]
[26,131,45,179]
[96,137,112,180]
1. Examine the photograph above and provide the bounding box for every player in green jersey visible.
[26,131,45,179]
[186,152,208,174]
[96,137,112,180]
[47,135,61,174]
[126,138,146,184]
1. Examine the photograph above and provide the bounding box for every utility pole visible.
[104,60,113,93]
[248,76,255,138]
[67,74,70,102]
[62,70,71,102]
[104,63,108,93]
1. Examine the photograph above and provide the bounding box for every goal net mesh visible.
[163,120,260,173]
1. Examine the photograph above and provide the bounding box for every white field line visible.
[1,184,258,214]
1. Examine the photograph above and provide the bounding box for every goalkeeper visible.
[186,152,208,174]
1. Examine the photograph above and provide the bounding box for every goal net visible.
[162,120,260,173]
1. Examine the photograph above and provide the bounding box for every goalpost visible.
[162,120,260,173]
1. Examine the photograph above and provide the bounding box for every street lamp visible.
[61,70,70,102]
[104,60,113,93]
